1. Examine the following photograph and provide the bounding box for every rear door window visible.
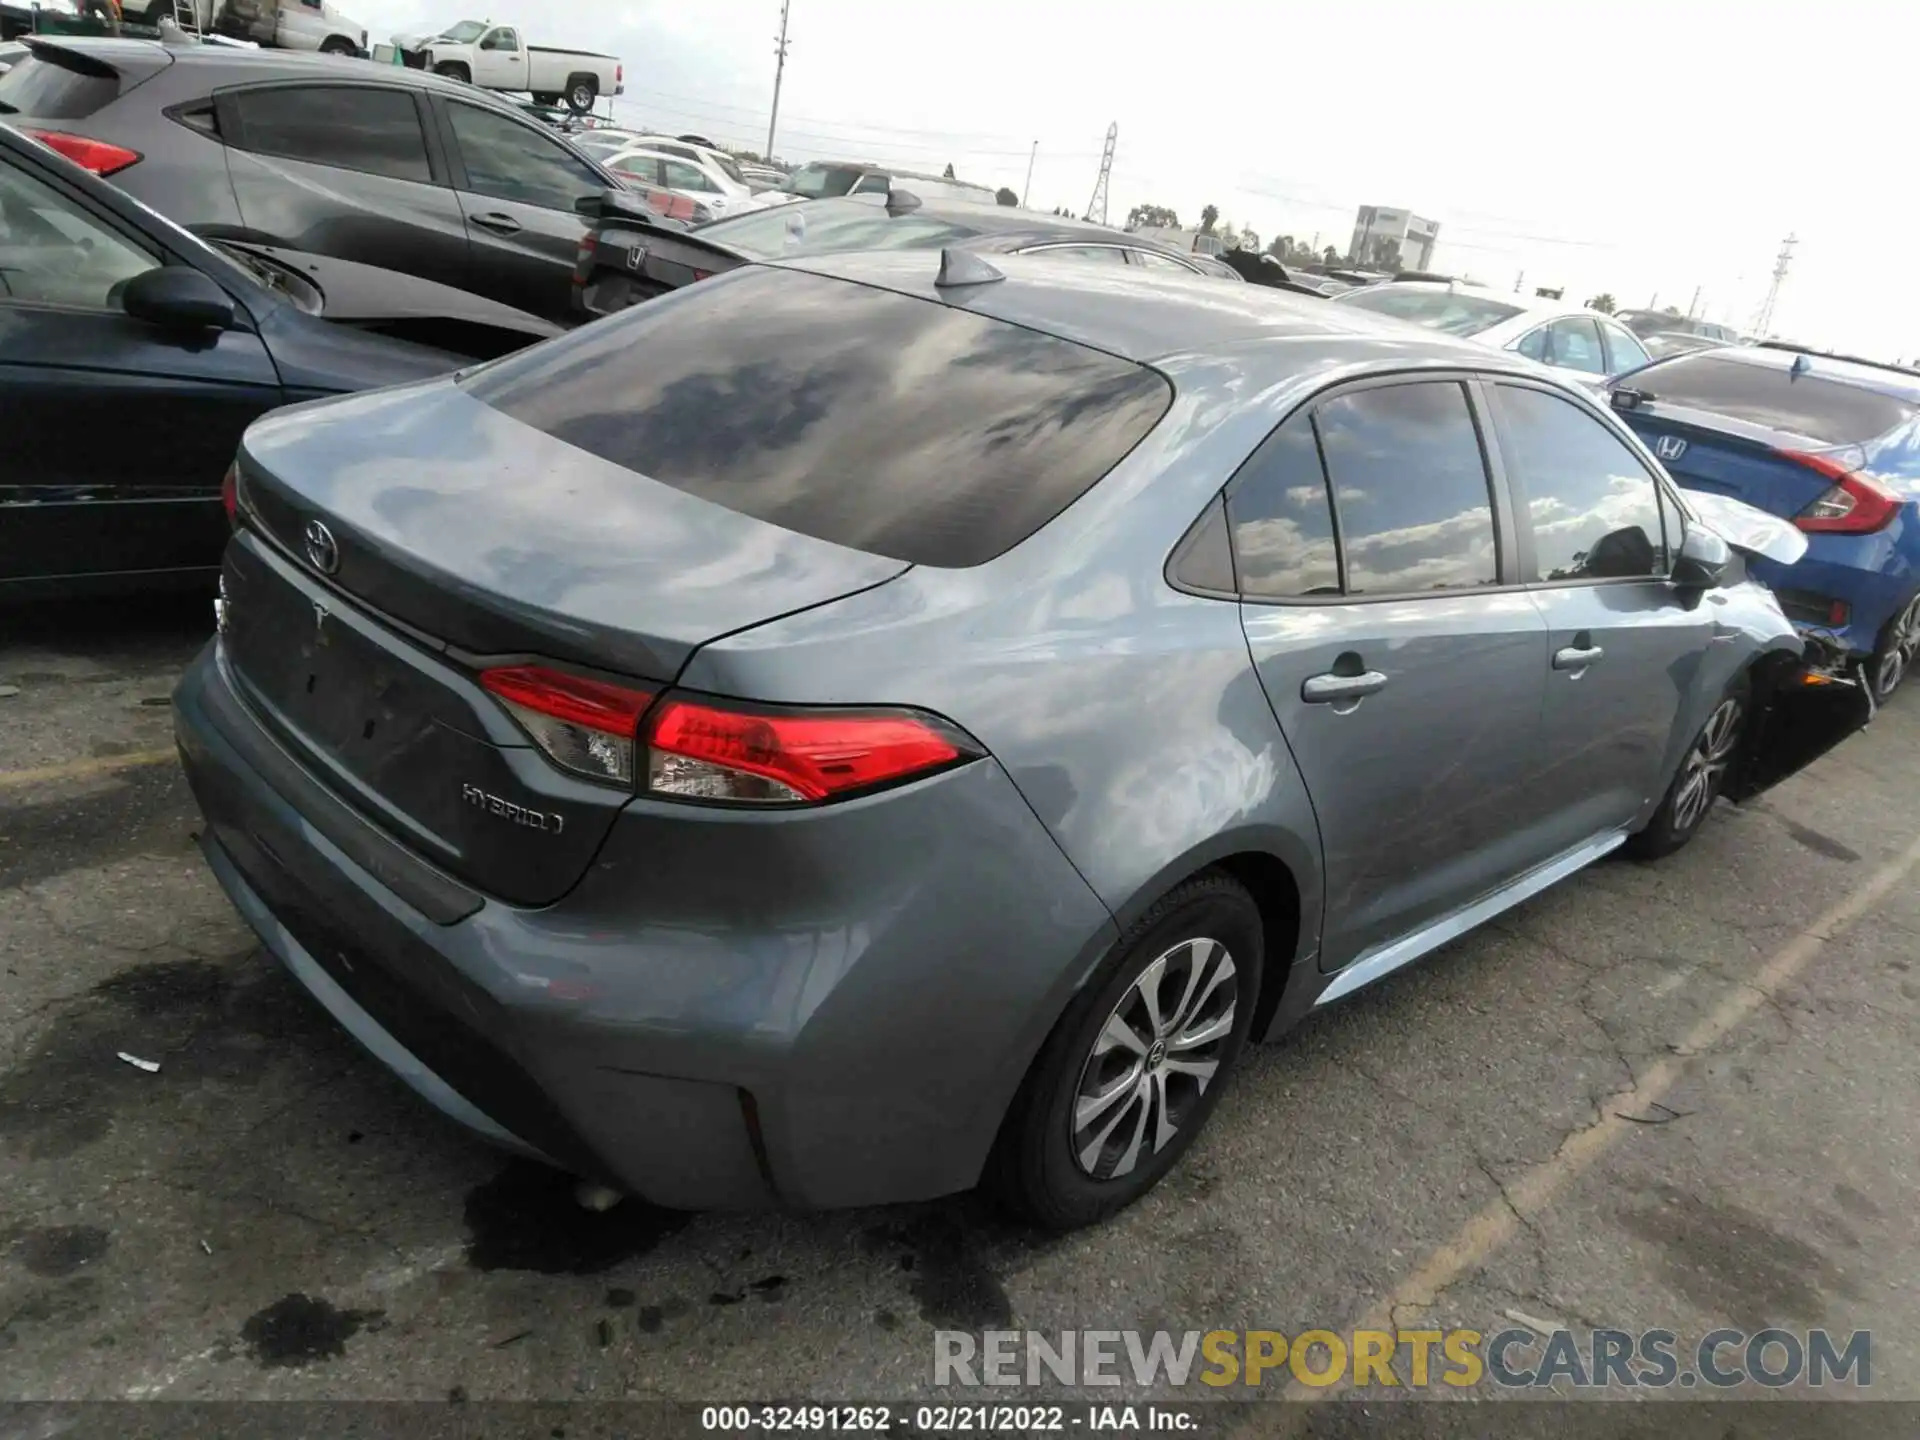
[461,266,1172,567]
[1638,352,1917,445]
[1226,411,1341,597]
[1313,381,1499,594]
[0,156,157,307]
[228,85,432,184]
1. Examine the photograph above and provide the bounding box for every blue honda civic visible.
[1610,345,1920,702]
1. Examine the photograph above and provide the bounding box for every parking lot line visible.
[0,748,177,793]
[1277,825,1920,1408]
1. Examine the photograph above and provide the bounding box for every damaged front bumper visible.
[1728,642,1875,801]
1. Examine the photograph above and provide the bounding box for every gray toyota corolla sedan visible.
[173,250,1868,1229]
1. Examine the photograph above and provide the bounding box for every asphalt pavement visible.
[2,595,1916,1428]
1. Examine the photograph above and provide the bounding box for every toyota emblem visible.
[303,519,340,575]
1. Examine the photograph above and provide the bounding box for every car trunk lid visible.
[1620,402,1860,521]
[236,379,908,679]
[224,379,908,905]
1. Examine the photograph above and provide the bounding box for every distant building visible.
[1350,206,1440,270]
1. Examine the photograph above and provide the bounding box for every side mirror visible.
[1670,523,1732,590]
[121,266,236,332]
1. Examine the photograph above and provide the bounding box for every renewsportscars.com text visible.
[934,1327,1872,1390]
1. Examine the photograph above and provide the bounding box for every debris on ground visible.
[116,1052,161,1073]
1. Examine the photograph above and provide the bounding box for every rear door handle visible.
[1553,644,1605,670]
[1301,670,1389,704]
[472,212,522,235]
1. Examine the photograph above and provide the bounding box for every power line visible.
[765,0,790,159]
[1085,122,1116,226]
[614,94,1091,162]
[1752,232,1797,338]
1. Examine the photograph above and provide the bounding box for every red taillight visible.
[690,268,713,281]
[24,129,142,176]
[646,696,976,805]
[480,666,980,803]
[480,665,654,785]
[1784,450,1901,534]
[220,463,239,527]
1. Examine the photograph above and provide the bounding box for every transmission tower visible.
[1084,123,1117,226]
[1752,232,1797,338]
[765,0,791,160]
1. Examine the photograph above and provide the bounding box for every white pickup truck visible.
[384,20,623,114]
[168,0,368,54]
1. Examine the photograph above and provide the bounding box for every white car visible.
[598,145,771,218]
[1335,281,1653,387]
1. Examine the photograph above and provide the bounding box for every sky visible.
[352,0,1917,360]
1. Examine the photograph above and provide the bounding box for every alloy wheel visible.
[1070,937,1238,1181]
[1873,596,1920,701]
[1671,696,1743,833]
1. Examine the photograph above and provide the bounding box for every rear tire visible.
[1627,675,1751,860]
[565,75,598,114]
[1868,592,1920,705]
[986,873,1261,1231]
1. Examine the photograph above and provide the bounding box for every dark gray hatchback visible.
[0,37,621,323]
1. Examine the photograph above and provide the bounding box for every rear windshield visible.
[698,201,983,260]
[462,266,1173,567]
[1337,286,1523,335]
[783,164,863,198]
[0,53,120,120]
[1640,353,1918,445]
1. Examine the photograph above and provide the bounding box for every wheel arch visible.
[1101,827,1321,1045]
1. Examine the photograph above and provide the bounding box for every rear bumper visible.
[1751,536,1916,656]
[174,640,1115,1209]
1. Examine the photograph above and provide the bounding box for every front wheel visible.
[1869,593,1920,705]
[433,61,469,83]
[987,873,1261,1230]
[318,35,356,55]
[1627,677,1750,860]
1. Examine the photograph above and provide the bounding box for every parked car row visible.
[1,36,1900,1237]
[0,37,625,323]
[0,118,556,596]
[570,190,1249,317]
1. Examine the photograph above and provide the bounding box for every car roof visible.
[1356,279,1606,323]
[729,195,1191,260]
[773,248,1537,373]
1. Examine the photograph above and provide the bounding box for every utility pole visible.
[1021,140,1037,208]
[1084,122,1116,226]
[1514,270,1524,293]
[1687,284,1702,320]
[765,0,791,161]
[1752,233,1797,338]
